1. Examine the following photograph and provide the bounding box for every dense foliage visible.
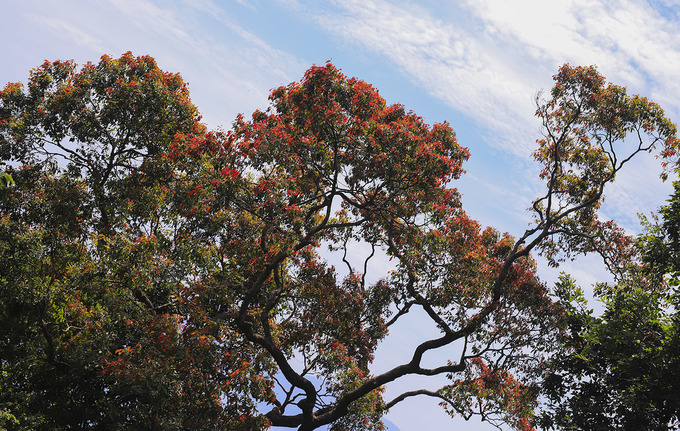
[537,183,680,430]
[0,54,678,430]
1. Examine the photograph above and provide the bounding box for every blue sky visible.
[4,1,680,429]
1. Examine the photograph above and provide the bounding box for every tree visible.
[537,276,680,430]
[0,56,677,430]
[537,183,680,431]
[0,53,268,430]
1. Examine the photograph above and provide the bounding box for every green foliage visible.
[0,172,13,187]
[0,53,267,430]
[537,181,680,430]
[539,283,680,430]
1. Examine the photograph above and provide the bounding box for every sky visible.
[3,0,680,429]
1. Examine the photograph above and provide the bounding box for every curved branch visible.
[385,389,467,418]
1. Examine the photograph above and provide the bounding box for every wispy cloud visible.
[462,0,680,118]
[26,13,106,53]
[310,0,544,156]
[103,0,306,127]
[303,0,680,157]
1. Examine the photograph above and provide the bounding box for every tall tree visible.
[0,57,677,430]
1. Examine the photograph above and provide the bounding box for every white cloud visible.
[12,0,309,130]
[234,0,258,11]
[461,0,680,118]
[311,0,544,156]
[303,0,680,159]
[26,13,106,53]
[102,0,307,127]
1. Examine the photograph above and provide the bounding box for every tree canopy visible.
[0,53,678,430]
[537,181,680,430]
